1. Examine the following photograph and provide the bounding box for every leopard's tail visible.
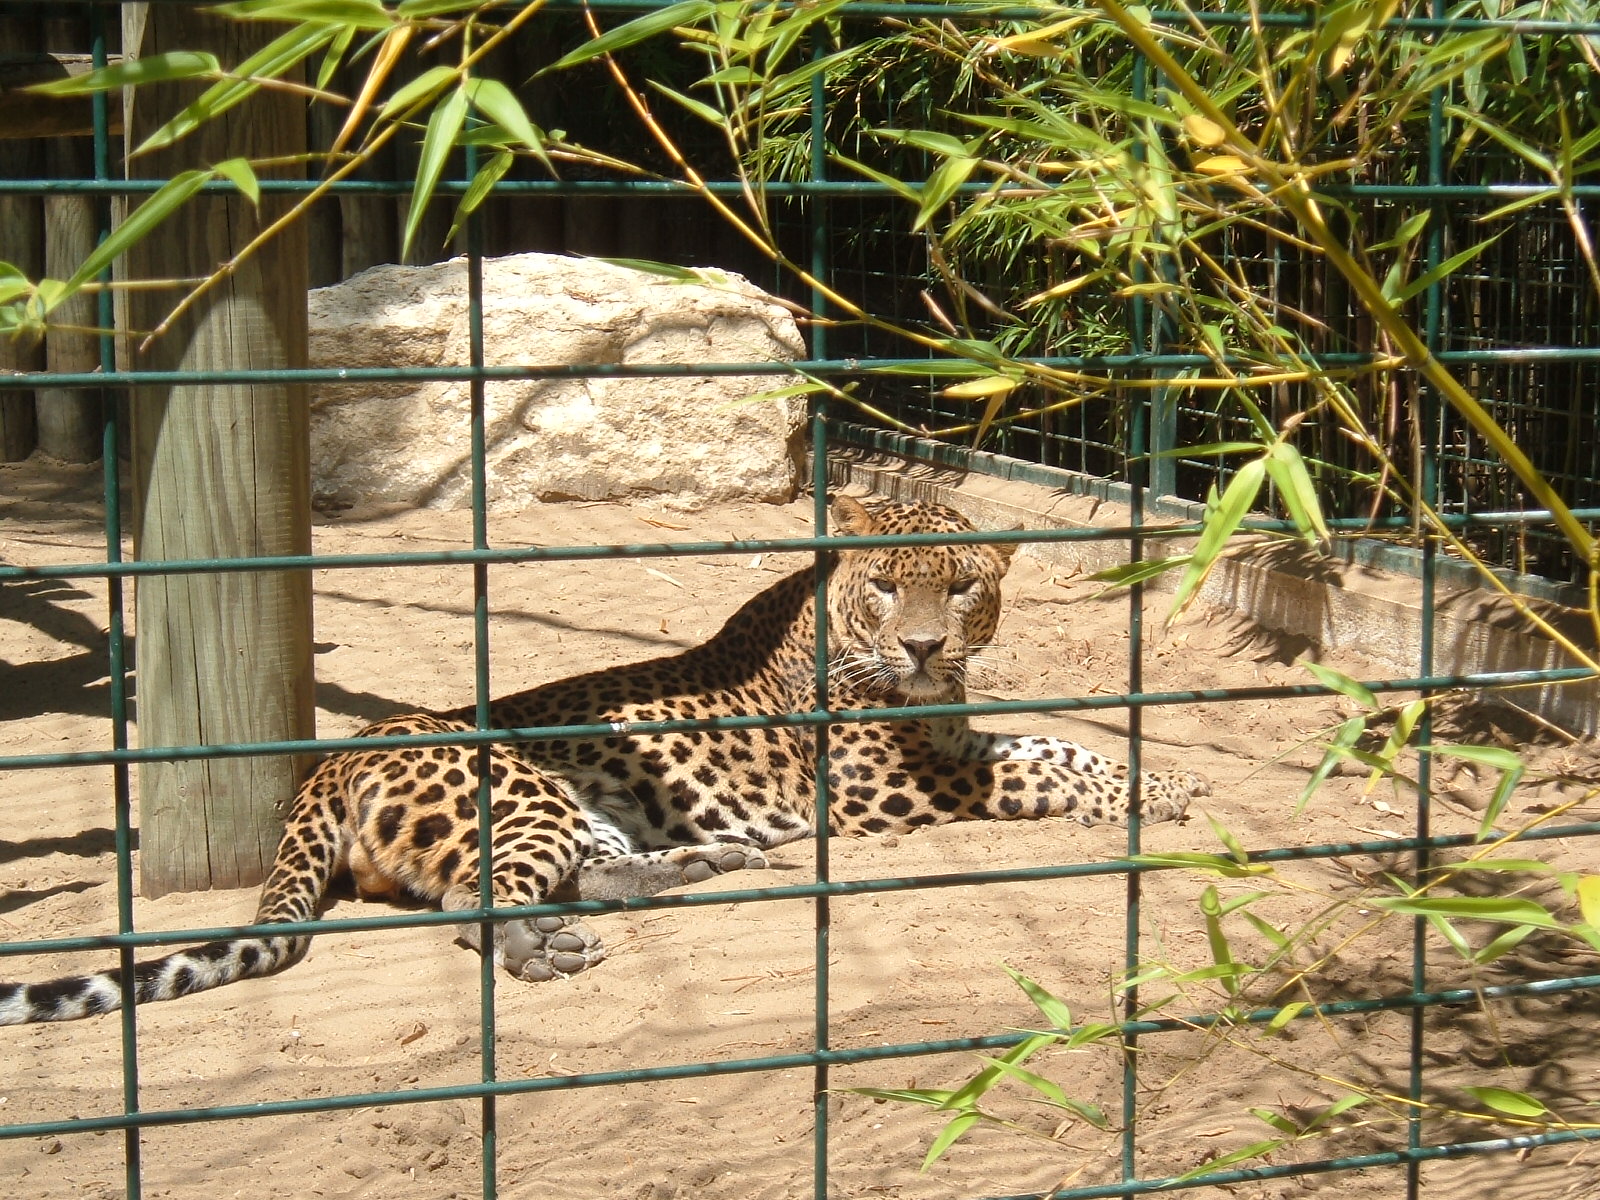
[0,932,310,1024]
[0,764,349,1026]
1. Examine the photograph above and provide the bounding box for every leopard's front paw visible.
[1138,769,1209,824]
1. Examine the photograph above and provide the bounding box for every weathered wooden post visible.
[122,4,314,897]
[36,14,105,463]
[0,16,44,462]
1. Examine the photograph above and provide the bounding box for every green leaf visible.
[1302,663,1379,711]
[136,24,337,155]
[0,262,29,307]
[1242,911,1291,953]
[1577,876,1600,930]
[974,1054,1109,1127]
[212,158,261,206]
[216,0,394,27]
[1462,1086,1549,1118]
[1173,1138,1286,1182]
[402,84,469,261]
[1264,441,1329,546]
[1169,457,1265,619]
[845,1086,954,1108]
[1473,923,1535,965]
[1419,743,1523,772]
[1128,851,1271,878]
[546,1,719,72]
[1264,1000,1307,1034]
[1250,1106,1300,1136]
[649,80,725,126]
[592,258,703,281]
[1089,555,1194,589]
[1298,716,1368,813]
[914,155,982,230]
[1371,895,1561,929]
[383,65,459,116]
[1001,965,1073,1031]
[1206,814,1249,865]
[922,1111,982,1169]
[1391,233,1504,304]
[446,150,513,243]
[62,169,211,299]
[463,78,550,168]
[27,51,219,96]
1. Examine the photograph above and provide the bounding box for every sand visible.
[2,457,1597,1200]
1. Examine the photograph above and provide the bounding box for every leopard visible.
[0,496,1208,1024]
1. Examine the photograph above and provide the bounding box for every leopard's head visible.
[826,496,1015,703]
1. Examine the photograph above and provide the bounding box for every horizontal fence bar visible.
[11,507,1600,584]
[4,969,1595,1148]
[1,667,1590,774]
[13,345,1600,391]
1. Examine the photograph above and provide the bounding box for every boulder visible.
[307,254,806,511]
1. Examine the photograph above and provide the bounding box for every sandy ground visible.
[2,457,1598,1200]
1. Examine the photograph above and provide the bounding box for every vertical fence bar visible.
[808,33,833,1200]
[1406,7,1448,1194]
[1117,48,1155,1187]
[464,142,499,1200]
[91,2,141,1192]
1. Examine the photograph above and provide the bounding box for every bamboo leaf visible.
[216,0,394,26]
[1264,442,1330,546]
[446,150,513,243]
[1264,1000,1307,1034]
[845,1086,954,1108]
[1173,1138,1286,1181]
[1391,234,1504,304]
[1575,876,1600,930]
[1302,663,1379,711]
[1462,1086,1549,1118]
[546,1,718,72]
[1298,716,1368,813]
[464,77,550,168]
[402,85,469,260]
[0,262,29,306]
[922,1111,982,1169]
[383,64,458,116]
[1089,555,1194,589]
[212,158,260,206]
[1473,923,1535,965]
[1371,895,1561,929]
[28,51,219,96]
[1169,457,1265,620]
[137,24,337,154]
[942,374,1019,401]
[650,80,725,125]
[914,155,981,230]
[1001,965,1073,1031]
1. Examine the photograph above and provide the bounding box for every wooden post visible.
[0,16,43,461]
[38,82,104,462]
[122,4,314,897]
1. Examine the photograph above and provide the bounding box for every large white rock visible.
[307,253,806,510]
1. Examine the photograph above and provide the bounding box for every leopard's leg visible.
[348,725,608,983]
[575,839,770,900]
[828,723,1208,835]
[924,716,1127,775]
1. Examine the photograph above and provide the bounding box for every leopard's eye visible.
[870,577,898,596]
[948,578,977,597]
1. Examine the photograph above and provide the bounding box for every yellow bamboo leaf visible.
[1194,155,1249,176]
[1022,276,1096,306]
[982,16,1091,56]
[1183,113,1228,147]
[942,375,1020,401]
[1578,876,1600,929]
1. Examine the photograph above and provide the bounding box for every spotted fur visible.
[0,497,1207,1024]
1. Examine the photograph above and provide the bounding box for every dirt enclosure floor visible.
[2,457,1598,1200]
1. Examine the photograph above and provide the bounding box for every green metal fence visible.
[2,2,1599,1198]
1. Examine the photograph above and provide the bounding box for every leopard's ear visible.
[830,495,878,538]
[994,521,1023,561]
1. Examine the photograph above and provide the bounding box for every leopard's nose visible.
[900,636,947,667]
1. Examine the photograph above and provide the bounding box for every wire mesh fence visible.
[2,2,1599,1199]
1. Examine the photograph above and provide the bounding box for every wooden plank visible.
[122,4,315,898]
[37,66,103,463]
[0,21,44,459]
